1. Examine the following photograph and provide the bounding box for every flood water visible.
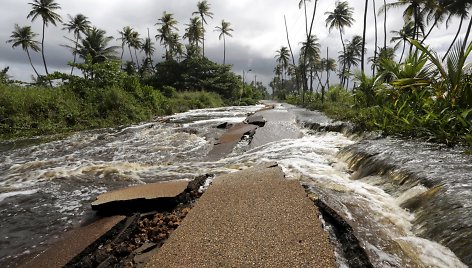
[0,103,470,267]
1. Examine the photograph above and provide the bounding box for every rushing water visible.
[0,103,470,267]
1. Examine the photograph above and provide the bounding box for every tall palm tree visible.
[275,47,291,90]
[27,0,62,78]
[325,1,355,83]
[184,17,204,47]
[299,0,313,36]
[168,32,183,61]
[63,14,90,75]
[76,27,119,64]
[372,0,379,76]
[215,20,234,65]
[155,12,179,60]
[6,24,41,78]
[390,21,416,62]
[193,0,214,58]
[339,35,363,88]
[142,37,155,71]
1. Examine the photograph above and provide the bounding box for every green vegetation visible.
[3,0,267,140]
[273,0,472,147]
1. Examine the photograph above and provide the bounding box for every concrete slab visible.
[20,216,125,268]
[207,123,258,161]
[250,109,303,149]
[91,180,189,213]
[146,164,335,267]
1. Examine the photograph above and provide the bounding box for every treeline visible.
[1,0,267,139]
[275,0,472,147]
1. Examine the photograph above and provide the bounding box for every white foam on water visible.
[0,189,38,202]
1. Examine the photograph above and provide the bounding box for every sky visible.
[0,0,469,89]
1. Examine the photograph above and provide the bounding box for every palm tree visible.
[275,47,291,90]
[390,21,416,62]
[130,31,142,68]
[168,32,183,61]
[193,0,214,58]
[27,0,62,78]
[372,0,379,76]
[141,37,155,72]
[339,35,363,88]
[383,0,427,46]
[76,27,119,64]
[325,1,354,83]
[118,26,136,65]
[155,12,179,60]
[215,20,234,65]
[300,35,321,94]
[299,0,313,36]
[442,0,472,59]
[6,24,41,78]
[184,17,204,47]
[63,14,91,75]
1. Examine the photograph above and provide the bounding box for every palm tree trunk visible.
[362,0,369,74]
[134,48,141,69]
[223,35,226,65]
[400,40,406,63]
[201,15,205,58]
[284,15,300,94]
[462,17,472,53]
[26,48,40,78]
[373,0,378,77]
[303,0,308,36]
[421,17,439,44]
[443,16,464,61]
[383,0,387,50]
[128,45,134,65]
[339,29,347,87]
[71,36,79,75]
[40,22,49,76]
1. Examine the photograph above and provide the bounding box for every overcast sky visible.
[0,0,468,88]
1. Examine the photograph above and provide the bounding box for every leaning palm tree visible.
[442,0,472,59]
[215,20,234,65]
[76,27,119,64]
[193,0,214,58]
[27,0,62,78]
[6,24,41,78]
[63,14,91,75]
[325,1,354,83]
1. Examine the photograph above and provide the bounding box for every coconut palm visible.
[299,0,313,36]
[325,1,354,83]
[27,0,62,78]
[193,1,213,58]
[130,31,142,68]
[184,17,204,47]
[141,37,155,71]
[63,14,91,75]
[118,26,136,65]
[6,24,41,78]
[215,20,234,65]
[301,35,321,93]
[391,21,416,62]
[339,35,363,88]
[168,32,183,61]
[382,0,428,43]
[76,27,119,64]
[362,0,369,73]
[275,47,291,90]
[155,12,179,60]
[442,0,472,59]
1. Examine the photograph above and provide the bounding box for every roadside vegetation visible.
[1,0,267,140]
[272,0,472,147]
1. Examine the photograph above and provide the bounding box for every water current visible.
[0,103,470,267]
